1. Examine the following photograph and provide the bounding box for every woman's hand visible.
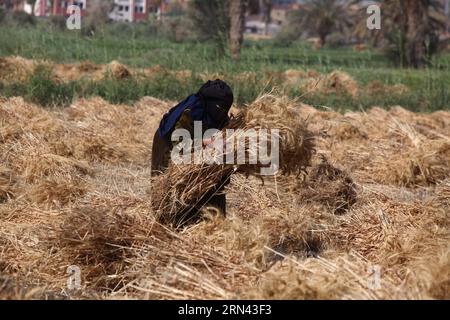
[202,137,214,147]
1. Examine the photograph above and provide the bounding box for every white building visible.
[109,0,152,22]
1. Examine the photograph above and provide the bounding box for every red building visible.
[4,0,92,18]
[51,0,87,17]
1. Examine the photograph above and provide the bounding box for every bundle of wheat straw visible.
[152,94,315,226]
[241,94,315,175]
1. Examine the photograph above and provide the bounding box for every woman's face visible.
[205,100,229,127]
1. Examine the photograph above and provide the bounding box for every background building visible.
[51,0,87,17]
[109,0,159,22]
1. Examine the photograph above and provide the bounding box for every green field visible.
[1,21,449,111]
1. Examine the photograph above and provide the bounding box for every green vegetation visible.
[0,22,449,111]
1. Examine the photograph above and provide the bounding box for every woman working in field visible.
[151,79,234,220]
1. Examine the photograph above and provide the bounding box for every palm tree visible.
[247,0,260,14]
[261,0,272,36]
[246,0,272,35]
[189,0,247,59]
[188,0,230,55]
[229,0,247,60]
[288,0,352,47]
[353,0,447,68]
[83,0,115,35]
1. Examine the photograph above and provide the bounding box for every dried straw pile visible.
[279,69,410,98]
[280,69,359,97]
[0,56,137,83]
[0,56,410,101]
[0,56,42,83]
[151,94,315,226]
[0,92,448,300]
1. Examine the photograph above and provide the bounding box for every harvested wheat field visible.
[0,94,449,300]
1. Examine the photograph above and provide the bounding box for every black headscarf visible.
[197,79,234,129]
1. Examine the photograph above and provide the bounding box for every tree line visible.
[189,0,449,68]
[1,0,448,68]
